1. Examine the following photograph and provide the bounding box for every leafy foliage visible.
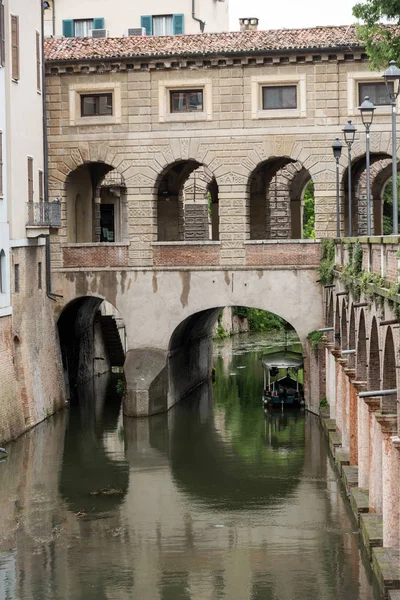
[382,175,400,234]
[307,330,324,355]
[353,1,400,69]
[303,181,315,239]
[318,239,336,285]
[233,307,288,332]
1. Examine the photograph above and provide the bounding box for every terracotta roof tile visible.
[44,25,373,63]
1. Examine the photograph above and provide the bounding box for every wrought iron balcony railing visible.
[26,201,61,228]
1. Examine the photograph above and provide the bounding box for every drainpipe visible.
[52,0,55,36]
[192,0,205,32]
[42,1,62,301]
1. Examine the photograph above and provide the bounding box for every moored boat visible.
[261,350,304,409]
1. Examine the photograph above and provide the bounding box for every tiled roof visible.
[44,25,371,62]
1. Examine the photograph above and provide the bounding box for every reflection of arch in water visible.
[59,373,129,514]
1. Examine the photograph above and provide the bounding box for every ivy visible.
[307,330,324,356]
[318,239,335,286]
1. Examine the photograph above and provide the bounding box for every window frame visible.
[262,85,298,111]
[0,2,5,68]
[251,74,307,120]
[158,79,212,123]
[27,157,33,202]
[170,89,204,113]
[347,71,396,116]
[80,93,113,117]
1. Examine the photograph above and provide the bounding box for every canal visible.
[0,333,381,599]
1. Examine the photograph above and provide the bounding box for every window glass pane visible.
[359,82,392,106]
[171,92,187,112]
[262,85,297,110]
[189,91,203,111]
[74,19,93,37]
[98,94,113,115]
[153,15,173,36]
[82,96,96,116]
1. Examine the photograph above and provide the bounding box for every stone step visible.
[350,488,369,524]
[360,513,383,560]
[335,448,350,473]
[372,548,400,596]
[328,430,342,453]
[322,418,336,434]
[342,465,358,493]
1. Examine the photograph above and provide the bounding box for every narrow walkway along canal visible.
[0,333,381,600]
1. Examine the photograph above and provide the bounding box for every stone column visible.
[335,355,345,441]
[218,176,247,266]
[314,174,343,238]
[375,418,399,548]
[356,388,372,490]
[348,379,359,465]
[93,195,101,242]
[123,348,168,417]
[126,182,155,267]
[183,169,211,241]
[370,412,383,513]
[326,347,336,420]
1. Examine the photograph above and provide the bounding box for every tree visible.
[353,1,400,68]
[302,181,315,239]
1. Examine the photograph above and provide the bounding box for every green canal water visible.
[0,333,381,599]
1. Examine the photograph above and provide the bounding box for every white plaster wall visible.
[6,0,44,241]
[51,0,229,37]
[0,34,10,313]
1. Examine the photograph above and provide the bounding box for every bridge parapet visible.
[335,237,400,283]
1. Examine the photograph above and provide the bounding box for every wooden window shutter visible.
[11,15,19,81]
[173,14,184,35]
[62,19,74,37]
[27,157,33,202]
[141,16,152,36]
[0,131,3,197]
[36,31,41,91]
[0,3,5,68]
[93,18,105,30]
[38,170,43,202]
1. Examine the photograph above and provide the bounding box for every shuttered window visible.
[0,131,3,197]
[36,31,41,91]
[11,14,19,81]
[28,157,33,202]
[39,170,44,202]
[141,14,184,35]
[0,2,5,68]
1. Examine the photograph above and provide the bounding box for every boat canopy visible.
[261,351,303,370]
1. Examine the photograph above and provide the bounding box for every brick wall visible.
[371,246,381,276]
[62,244,129,268]
[245,241,322,267]
[152,243,221,267]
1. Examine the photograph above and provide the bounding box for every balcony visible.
[26,201,61,238]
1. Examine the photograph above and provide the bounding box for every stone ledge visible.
[335,448,350,473]
[389,591,400,600]
[342,465,358,493]
[350,487,369,524]
[361,514,383,560]
[244,239,321,245]
[61,242,130,248]
[372,547,400,595]
[328,430,342,453]
[151,241,221,246]
[322,417,336,434]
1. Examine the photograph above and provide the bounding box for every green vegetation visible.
[320,397,329,408]
[116,378,126,396]
[307,330,324,356]
[215,313,229,339]
[303,181,315,239]
[353,0,400,69]
[318,239,335,285]
[233,307,288,332]
[383,176,400,234]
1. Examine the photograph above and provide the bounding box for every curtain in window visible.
[153,16,173,36]
[74,20,93,37]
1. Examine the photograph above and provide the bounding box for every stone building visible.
[43,0,229,38]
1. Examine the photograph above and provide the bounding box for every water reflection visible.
[0,336,381,600]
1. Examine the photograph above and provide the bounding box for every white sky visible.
[229,0,356,31]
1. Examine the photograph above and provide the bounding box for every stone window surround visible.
[69,81,121,126]
[158,78,212,123]
[347,71,397,116]
[251,74,307,120]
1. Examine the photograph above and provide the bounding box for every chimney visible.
[239,18,259,32]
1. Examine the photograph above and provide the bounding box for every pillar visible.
[369,413,383,513]
[123,348,168,417]
[375,418,399,548]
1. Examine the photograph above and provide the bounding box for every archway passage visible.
[58,297,126,403]
[382,328,397,413]
[157,160,219,241]
[368,318,380,392]
[66,163,127,243]
[356,311,367,382]
[248,158,313,240]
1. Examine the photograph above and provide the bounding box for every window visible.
[0,250,5,294]
[27,157,33,202]
[0,131,3,197]
[0,2,5,67]
[81,94,113,117]
[170,90,203,113]
[14,264,19,293]
[38,262,42,290]
[11,14,19,81]
[358,82,393,106]
[39,170,44,202]
[141,14,184,36]
[36,31,41,92]
[74,19,93,37]
[262,86,297,110]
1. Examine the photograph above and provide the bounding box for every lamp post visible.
[332,137,343,238]
[382,60,400,235]
[358,96,376,236]
[342,120,357,237]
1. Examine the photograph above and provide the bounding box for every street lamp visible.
[342,120,357,236]
[332,137,343,238]
[358,96,376,236]
[382,60,400,235]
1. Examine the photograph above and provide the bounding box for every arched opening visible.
[66,162,127,243]
[356,310,367,381]
[368,317,380,391]
[334,297,341,349]
[0,249,6,294]
[382,328,397,413]
[382,174,400,234]
[57,296,126,403]
[156,160,219,241]
[348,306,356,370]
[341,302,348,351]
[248,158,312,240]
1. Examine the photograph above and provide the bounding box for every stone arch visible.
[382,327,397,413]
[155,160,218,241]
[57,295,126,402]
[341,301,348,351]
[348,305,356,370]
[368,317,380,391]
[356,310,367,381]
